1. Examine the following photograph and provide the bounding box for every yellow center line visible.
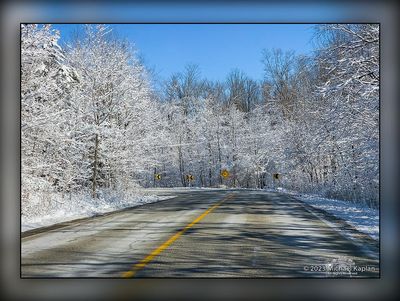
[121,193,235,278]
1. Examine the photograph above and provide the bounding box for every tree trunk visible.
[153,167,157,188]
[217,127,222,185]
[178,137,186,187]
[92,133,99,198]
[208,142,212,187]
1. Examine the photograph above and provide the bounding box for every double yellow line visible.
[122,193,234,278]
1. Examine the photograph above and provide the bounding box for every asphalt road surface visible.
[21,189,379,278]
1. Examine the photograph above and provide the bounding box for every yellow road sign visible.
[186,174,194,181]
[154,174,161,180]
[221,169,230,178]
[273,173,280,180]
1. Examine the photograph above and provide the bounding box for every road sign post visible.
[154,173,161,187]
[272,173,280,189]
[186,174,194,187]
[220,169,230,188]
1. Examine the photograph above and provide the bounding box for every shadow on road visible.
[22,190,379,278]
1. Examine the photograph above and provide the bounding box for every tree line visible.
[21,24,379,209]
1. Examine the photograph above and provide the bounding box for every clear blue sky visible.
[53,24,315,83]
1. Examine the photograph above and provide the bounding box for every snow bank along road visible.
[21,189,379,278]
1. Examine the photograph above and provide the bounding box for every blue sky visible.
[53,24,315,83]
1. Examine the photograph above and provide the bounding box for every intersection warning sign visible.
[221,169,230,178]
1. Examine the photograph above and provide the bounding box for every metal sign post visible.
[154,173,161,187]
[186,174,194,187]
[272,173,280,190]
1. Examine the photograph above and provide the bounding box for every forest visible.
[21,24,379,212]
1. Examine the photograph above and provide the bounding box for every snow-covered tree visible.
[21,24,78,207]
[21,23,379,211]
[66,25,161,197]
[315,24,379,207]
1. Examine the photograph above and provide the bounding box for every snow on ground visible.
[22,189,175,232]
[268,188,379,241]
